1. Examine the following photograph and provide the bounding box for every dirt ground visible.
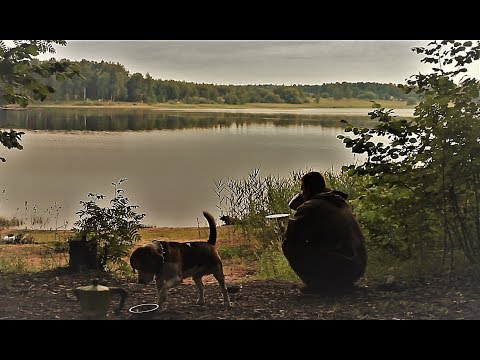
[1,267,480,320]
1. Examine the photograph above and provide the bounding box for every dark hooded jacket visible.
[282,191,367,286]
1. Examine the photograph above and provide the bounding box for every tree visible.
[338,40,480,275]
[262,91,284,103]
[406,96,418,105]
[127,73,146,102]
[0,40,80,162]
[357,91,376,100]
[332,87,344,100]
[144,73,157,103]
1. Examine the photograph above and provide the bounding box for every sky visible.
[36,40,479,85]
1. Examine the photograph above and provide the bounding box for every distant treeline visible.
[40,59,421,105]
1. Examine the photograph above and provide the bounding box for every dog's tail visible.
[203,211,217,245]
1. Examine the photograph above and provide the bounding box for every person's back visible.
[282,172,367,292]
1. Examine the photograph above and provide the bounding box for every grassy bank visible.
[0,225,257,275]
[1,224,467,283]
[0,226,243,245]
[32,98,413,109]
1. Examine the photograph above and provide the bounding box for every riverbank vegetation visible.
[0,166,474,285]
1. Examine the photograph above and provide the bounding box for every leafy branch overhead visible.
[338,40,480,271]
[0,40,82,161]
[0,129,24,162]
[0,40,81,106]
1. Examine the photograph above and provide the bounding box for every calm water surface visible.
[0,108,405,227]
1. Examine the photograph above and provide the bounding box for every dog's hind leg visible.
[212,266,232,307]
[193,276,205,305]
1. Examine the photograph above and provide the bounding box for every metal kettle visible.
[74,279,128,319]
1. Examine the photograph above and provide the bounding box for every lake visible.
[0,107,412,228]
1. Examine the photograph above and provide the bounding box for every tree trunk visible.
[68,236,99,272]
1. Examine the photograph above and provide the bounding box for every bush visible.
[72,178,145,271]
[406,96,418,105]
[357,91,377,100]
[262,92,284,103]
[338,40,480,277]
[185,96,213,104]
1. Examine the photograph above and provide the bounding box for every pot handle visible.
[108,287,129,313]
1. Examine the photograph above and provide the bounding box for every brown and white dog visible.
[130,211,231,309]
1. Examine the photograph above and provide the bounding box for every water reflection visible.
[1,108,378,131]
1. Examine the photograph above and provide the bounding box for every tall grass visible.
[1,200,69,247]
[0,256,28,273]
[214,168,303,244]
[0,216,23,228]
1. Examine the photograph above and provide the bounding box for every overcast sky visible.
[37,40,479,85]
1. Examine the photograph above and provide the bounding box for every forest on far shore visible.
[38,59,421,105]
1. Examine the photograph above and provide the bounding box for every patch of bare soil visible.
[1,268,480,320]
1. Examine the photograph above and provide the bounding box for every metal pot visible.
[73,279,128,320]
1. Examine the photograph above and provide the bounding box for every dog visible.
[130,211,231,309]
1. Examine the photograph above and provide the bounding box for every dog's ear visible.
[130,252,137,272]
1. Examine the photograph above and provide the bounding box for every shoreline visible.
[31,98,414,110]
[29,102,416,117]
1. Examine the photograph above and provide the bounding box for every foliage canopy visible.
[0,40,80,161]
[339,40,480,274]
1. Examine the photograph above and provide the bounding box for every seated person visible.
[282,171,367,293]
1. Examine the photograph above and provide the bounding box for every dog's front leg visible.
[156,264,183,309]
[163,263,182,290]
[193,276,205,305]
[156,279,168,309]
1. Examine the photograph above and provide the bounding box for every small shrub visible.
[406,96,418,106]
[73,178,145,271]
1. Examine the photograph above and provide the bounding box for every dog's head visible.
[130,243,164,284]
